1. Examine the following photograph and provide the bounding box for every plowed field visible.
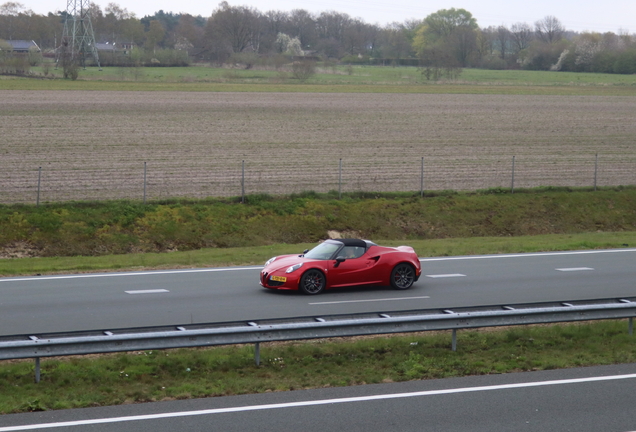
[1,91,635,203]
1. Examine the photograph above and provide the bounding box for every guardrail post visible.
[35,357,40,383]
[629,317,633,336]
[452,329,457,351]
[255,342,260,366]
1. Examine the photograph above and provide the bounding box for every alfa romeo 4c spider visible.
[260,238,422,295]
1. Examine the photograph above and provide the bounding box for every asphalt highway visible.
[1,248,635,336]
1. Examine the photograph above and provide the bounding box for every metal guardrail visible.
[1,297,635,382]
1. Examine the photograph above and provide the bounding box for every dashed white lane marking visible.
[556,267,595,272]
[310,296,430,305]
[2,373,636,431]
[426,273,466,278]
[125,289,170,294]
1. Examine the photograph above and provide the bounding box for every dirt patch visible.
[0,241,42,259]
[1,91,635,204]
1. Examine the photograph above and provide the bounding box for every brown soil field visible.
[1,90,635,204]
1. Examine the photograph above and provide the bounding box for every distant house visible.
[95,42,116,53]
[2,40,40,53]
[95,42,134,55]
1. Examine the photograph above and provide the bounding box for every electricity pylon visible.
[58,0,101,69]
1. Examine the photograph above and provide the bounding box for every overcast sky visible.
[19,0,635,33]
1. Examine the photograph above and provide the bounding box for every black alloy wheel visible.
[390,263,415,290]
[299,269,326,295]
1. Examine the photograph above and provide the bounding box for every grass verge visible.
[1,320,634,414]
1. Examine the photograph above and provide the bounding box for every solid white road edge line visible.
[419,248,636,262]
[556,267,595,272]
[309,295,430,305]
[2,373,636,431]
[0,267,262,282]
[425,273,466,278]
[124,289,170,294]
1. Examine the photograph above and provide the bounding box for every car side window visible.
[342,246,365,259]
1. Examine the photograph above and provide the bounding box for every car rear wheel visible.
[299,269,326,295]
[390,263,415,290]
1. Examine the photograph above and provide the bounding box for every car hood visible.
[264,254,313,272]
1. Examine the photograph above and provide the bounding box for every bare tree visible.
[0,2,34,41]
[287,9,316,50]
[342,18,368,55]
[510,22,533,53]
[379,24,413,60]
[453,26,477,66]
[205,2,261,55]
[496,25,512,59]
[316,10,351,43]
[535,16,565,44]
[475,26,496,59]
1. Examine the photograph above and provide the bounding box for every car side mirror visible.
[334,256,346,268]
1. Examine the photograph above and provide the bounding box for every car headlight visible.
[265,257,277,266]
[286,263,304,273]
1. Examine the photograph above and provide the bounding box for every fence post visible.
[594,153,598,191]
[511,156,516,194]
[338,158,342,199]
[420,157,424,198]
[241,160,245,204]
[35,357,40,383]
[36,166,41,207]
[143,162,147,204]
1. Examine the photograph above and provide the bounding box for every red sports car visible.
[260,238,422,295]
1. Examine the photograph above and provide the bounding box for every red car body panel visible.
[260,240,422,292]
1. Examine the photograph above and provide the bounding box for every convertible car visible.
[260,238,422,295]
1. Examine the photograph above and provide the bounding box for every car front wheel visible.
[299,269,326,295]
[390,263,415,290]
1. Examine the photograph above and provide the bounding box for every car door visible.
[328,247,381,287]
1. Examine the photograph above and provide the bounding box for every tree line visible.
[1,1,635,74]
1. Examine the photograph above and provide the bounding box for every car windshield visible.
[304,241,342,260]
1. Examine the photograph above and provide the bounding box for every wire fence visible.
[1,154,634,205]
